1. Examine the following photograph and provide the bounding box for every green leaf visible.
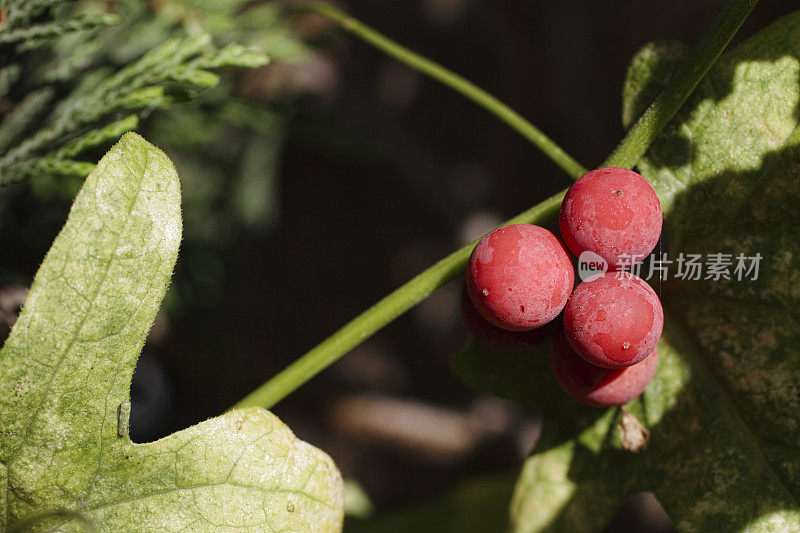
[0,13,120,47]
[0,133,344,531]
[455,11,800,532]
[55,115,140,160]
[451,338,617,444]
[0,6,271,186]
[451,339,552,404]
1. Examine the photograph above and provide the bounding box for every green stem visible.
[233,192,564,410]
[604,0,758,168]
[303,1,587,180]
[234,0,757,410]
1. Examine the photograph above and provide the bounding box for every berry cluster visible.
[462,167,664,407]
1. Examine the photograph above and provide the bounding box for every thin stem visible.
[604,0,758,168]
[233,191,565,410]
[234,0,757,410]
[303,1,587,180]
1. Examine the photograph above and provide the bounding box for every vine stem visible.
[233,0,758,411]
[303,1,587,180]
[232,192,565,410]
[605,0,758,167]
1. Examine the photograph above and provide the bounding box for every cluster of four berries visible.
[463,167,664,407]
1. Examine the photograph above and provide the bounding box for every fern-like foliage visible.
[0,0,269,185]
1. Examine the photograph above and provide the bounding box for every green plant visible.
[0,1,348,530]
[234,0,758,413]
[0,133,344,531]
[0,0,268,185]
[244,0,800,530]
[6,0,800,530]
[0,0,310,318]
[458,6,800,530]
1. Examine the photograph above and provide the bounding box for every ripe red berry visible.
[559,167,662,270]
[550,330,658,407]
[460,285,549,353]
[563,272,663,368]
[466,224,574,331]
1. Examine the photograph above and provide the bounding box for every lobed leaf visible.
[0,133,344,531]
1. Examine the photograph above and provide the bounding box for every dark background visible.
[2,0,797,530]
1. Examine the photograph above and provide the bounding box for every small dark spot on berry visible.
[482,289,489,296]
[520,305,525,312]
[616,190,623,196]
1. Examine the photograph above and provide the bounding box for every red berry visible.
[466,224,574,331]
[559,167,662,270]
[563,272,663,368]
[460,285,549,353]
[550,330,658,407]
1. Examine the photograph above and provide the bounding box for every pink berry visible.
[466,224,574,331]
[563,272,663,368]
[460,285,549,353]
[559,167,662,270]
[550,330,658,407]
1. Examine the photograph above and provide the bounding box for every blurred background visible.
[0,0,797,530]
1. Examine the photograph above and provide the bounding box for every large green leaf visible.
[455,10,800,532]
[0,133,344,531]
